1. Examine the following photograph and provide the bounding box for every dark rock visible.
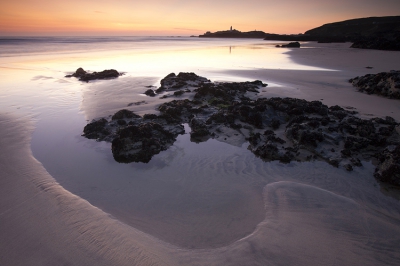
[189,118,210,142]
[250,80,268,87]
[143,114,158,120]
[157,72,210,93]
[174,90,185,96]
[329,158,340,168]
[70,67,86,77]
[374,145,400,186]
[117,119,126,126]
[83,118,109,140]
[156,87,166,94]
[112,109,141,120]
[350,158,363,167]
[270,118,281,129]
[110,121,184,163]
[341,149,352,157]
[349,71,400,99]
[344,164,353,171]
[144,89,156,97]
[66,68,120,82]
[81,72,400,185]
[351,33,400,51]
[276,42,301,48]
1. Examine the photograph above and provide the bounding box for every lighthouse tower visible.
[230,26,232,31]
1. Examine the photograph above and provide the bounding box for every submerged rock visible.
[66,67,121,82]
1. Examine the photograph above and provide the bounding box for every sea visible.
[1,36,400,265]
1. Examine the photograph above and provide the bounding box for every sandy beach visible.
[1,40,400,265]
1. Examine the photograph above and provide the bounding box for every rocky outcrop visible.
[144,89,156,97]
[349,71,400,99]
[66,68,121,82]
[83,109,184,163]
[264,34,346,43]
[264,16,400,45]
[111,122,184,163]
[350,34,400,51]
[375,144,400,186]
[83,118,109,140]
[155,72,210,95]
[276,42,301,48]
[83,73,400,185]
[304,16,400,50]
[350,33,400,51]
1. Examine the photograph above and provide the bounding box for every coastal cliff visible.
[200,16,400,50]
[306,16,400,50]
[305,16,400,39]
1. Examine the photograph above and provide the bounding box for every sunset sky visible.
[1,0,399,36]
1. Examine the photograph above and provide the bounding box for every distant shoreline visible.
[198,16,400,49]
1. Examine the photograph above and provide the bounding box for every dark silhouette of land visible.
[199,29,268,38]
[198,16,400,50]
[305,16,400,39]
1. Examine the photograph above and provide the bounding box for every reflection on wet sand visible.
[1,37,400,265]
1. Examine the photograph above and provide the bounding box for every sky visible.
[0,0,399,36]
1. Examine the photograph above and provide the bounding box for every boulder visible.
[111,109,141,120]
[276,42,301,48]
[66,68,120,82]
[82,118,109,140]
[144,89,156,97]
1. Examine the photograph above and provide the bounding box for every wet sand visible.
[1,42,400,265]
[0,115,181,265]
[3,114,400,266]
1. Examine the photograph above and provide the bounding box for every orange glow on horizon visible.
[1,0,399,36]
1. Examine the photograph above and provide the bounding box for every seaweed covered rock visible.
[66,67,121,82]
[374,145,400,186]
[82,72,400,185]
[112,122,184,163]
[156,72,210,94]
[83,118,110,140]
[189,118,210,142]
[82,110,184,163]
[349,71,400,99]
[112,109,141,120]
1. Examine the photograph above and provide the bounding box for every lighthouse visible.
[230,26,232,31]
